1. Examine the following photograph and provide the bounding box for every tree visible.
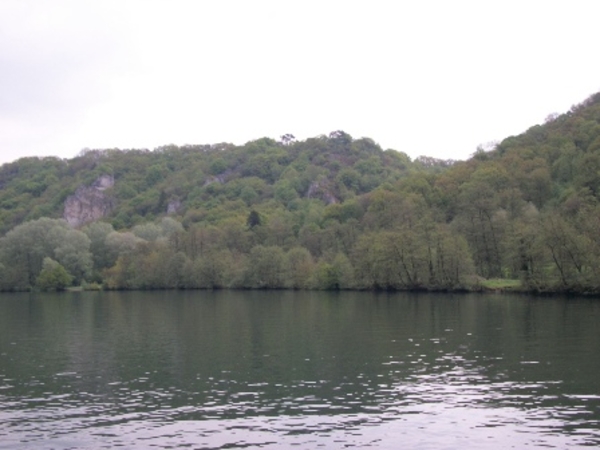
[363,190,405,230]
[541,211,593,289]
[132,222,163,241]
[83,222,115,268]
[50,227,93,284]
[336,168,361,192]
[104,231,144,268]
[313,253,355,289]
[456,166,508,278]
[188,249,233,288]
[274,179,299,205]
[280,133,296,145]
[244,245,286,288]
[0,218,92,289]
[240,185,259,205]
[159,217,184,236]
[36,258,73,291]
[285,247,314,289]
[0,218,65,287]
[246,210,262,229]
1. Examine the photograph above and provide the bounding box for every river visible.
[1,290,599,449]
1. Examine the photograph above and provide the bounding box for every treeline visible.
[1,92,600,293]
[0,208,474,291]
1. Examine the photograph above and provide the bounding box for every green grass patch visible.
[66,286,84,292]
[480,278,523,290]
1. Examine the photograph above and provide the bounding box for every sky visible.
[1,1,599,166]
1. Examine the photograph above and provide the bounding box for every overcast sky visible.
[1,0,599,166]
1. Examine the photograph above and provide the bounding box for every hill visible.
[1,92,600,293]
[0,131,427,232]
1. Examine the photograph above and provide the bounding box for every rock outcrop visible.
[306,180,338,205]
[63,175,115,228]
[167,198,182,215]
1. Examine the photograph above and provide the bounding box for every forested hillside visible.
[1,92,600,293]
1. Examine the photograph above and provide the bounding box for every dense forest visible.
[1,92,600,294]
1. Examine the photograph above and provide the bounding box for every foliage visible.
[2,92,600,293]
[36,257,73,291]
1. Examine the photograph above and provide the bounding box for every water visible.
[1,290,599,449]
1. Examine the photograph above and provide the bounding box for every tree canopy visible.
[2,92,600,293]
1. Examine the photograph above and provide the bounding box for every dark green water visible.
[1,290,599,449]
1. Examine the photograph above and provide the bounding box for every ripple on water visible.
[1,369,599,450]
[2,293,600,449]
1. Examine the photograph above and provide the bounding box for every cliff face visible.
[167,198,182,215]
[306,180,338,205]
[63,175,115,228]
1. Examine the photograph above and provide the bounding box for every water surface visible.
[1,290,599,449]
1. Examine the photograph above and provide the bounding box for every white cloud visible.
[0,0,599,165]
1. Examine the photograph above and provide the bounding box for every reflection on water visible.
[1,290,599,449]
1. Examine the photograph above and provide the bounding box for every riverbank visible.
[16,278,600,298]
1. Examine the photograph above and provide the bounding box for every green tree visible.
[0,218,91,289]
[50,227,93,284]
[285,247,314,289]
[456,167,508,278]
[313,253,355,289]
[541,211,593,289]
[83,222,116,273]
[274,179,299,205]
[132,222,163,241]
[36,257,73,291]
[246,210,262,228]
[187,249,233,288]
[240,185,259,205]
[209,158,228,175]
[105,231,144,268]
[244,245,286,288]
